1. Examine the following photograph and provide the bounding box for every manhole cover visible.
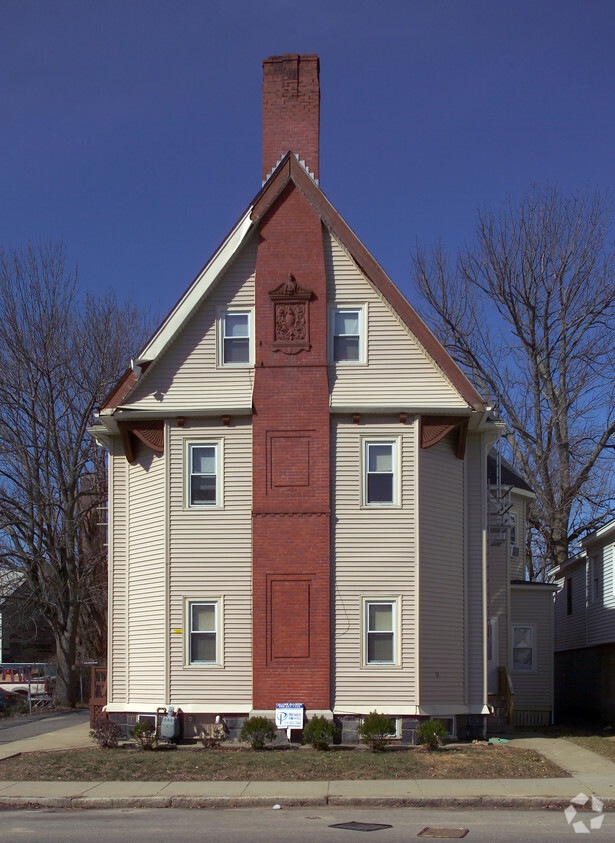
[329,821,394,832]
[417,829,469,839]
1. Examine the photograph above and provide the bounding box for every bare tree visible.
[0,242,147,704]
[413,186,615,578]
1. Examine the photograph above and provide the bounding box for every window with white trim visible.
[187,442,220,508]
[329,306,365,363]
[221,311,251,365]
[365,599,397,665]
[364,440,397,506]
[188,600,220,665]
[512,625,534,672]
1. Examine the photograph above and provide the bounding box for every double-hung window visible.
[365,600,396,664]
[364,440,396,505]
[188,601,219,664]
[222,311,251,364]
[188,443,218,507]
[512,625,534,671]
[333,309,361,362]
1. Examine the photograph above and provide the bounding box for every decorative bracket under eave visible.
[118,420,164,463]
[420,416,469,460]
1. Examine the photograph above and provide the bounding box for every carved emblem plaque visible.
[268,273,312,354]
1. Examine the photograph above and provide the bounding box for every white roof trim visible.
[135,208,254,365]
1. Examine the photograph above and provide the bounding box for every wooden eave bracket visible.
[117,420,164,463]
[421,416,468,460]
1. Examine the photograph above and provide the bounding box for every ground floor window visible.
[364,599,398,665]
[188,600,221,665]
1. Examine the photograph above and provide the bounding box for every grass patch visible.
[559,735,615,763]
[0,743,567,782]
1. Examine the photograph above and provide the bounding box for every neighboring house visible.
[90,54,553,741]
[0,572,55,664]
[551,519,615,723]
[487,455,556,728]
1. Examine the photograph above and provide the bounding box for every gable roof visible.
[102,154,486,413]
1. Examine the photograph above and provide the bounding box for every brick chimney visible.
[262,54,320,183]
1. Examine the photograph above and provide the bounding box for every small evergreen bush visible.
[240,716,277,749]
[357,711,395,751]
[302,715,337,750]
[129,719,159,751]
[415,719,447,750]
[90,716,123,749]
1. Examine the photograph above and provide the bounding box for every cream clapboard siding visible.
[324,230,468,411]
[588,542,615,645]
[332,417,417,712]
[125,235,257,411]
[168,420,252,708]
[509,495,526,580]
[109,439,127,703]
[419,432,465,705]
[510,587,554,712]
[553,564,587,651]
[465,433,487,708]
[487,540,508,669]
[126,445,166,702]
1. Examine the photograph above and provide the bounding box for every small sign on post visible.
[275,703,304,741]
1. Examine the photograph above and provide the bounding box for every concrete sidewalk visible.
[0,717,613,810]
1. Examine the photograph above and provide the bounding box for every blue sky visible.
[2,0,614,317]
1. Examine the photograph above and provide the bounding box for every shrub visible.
[416,719,447,750]
[357,711,395,752]
[200,722,226,748]
[129,719,159,751]
[240,716,277,749]
[90,716,123,749]
[303,715,337,750]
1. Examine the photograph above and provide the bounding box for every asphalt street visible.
[0,806,610,842]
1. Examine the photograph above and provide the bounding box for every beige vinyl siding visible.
[588,542,615,645]
[465,433,486,708]
[419,432,465,704]
[125,235,257,412]
[332,417,417,712]
[324,230,468,411]
[487,540,509,669]
[509,496,526,580]
[168,420,252,707]
[126,445,166,702]
[510,587,554,713]
[109,440,127,703]
[553,564,587,651]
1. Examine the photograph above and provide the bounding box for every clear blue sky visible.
[2,0,614,317]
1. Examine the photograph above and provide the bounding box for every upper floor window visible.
[566,577,573,615]
[591,554,601,603]
[222,311,251,365]
[329,305,366,364]
[188,443,220,507]
[364,440,398,506]
[509,512,518,550]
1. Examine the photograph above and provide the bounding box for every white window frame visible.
[328,304,367,365]
[185,439,224,510]
[511,624,535,673]
[185,597,224,667]
[217,307,254,367]
[361,596,401,667]
[361,437,401,508]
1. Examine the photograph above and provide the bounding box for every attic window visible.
[222,312,251,364]
[330,306,366,364]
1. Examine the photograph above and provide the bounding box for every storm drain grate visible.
[417,829,469,839]
[329,821,393,832]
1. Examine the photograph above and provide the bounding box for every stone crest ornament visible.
[268,273,313,354]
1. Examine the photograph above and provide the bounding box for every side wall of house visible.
[553,565,587,651]
[587,541,615,645]
[510,587,554,719]
[509,495,526,580]
[419,431,465,707]
[168,419,253,711]
[332,416,417,714]
[465,432,487,711]
[324,230,467,411]
[108,438,128,703]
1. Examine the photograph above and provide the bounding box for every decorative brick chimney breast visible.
[262,54,320,182]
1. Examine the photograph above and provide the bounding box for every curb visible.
[0,795,614,811]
